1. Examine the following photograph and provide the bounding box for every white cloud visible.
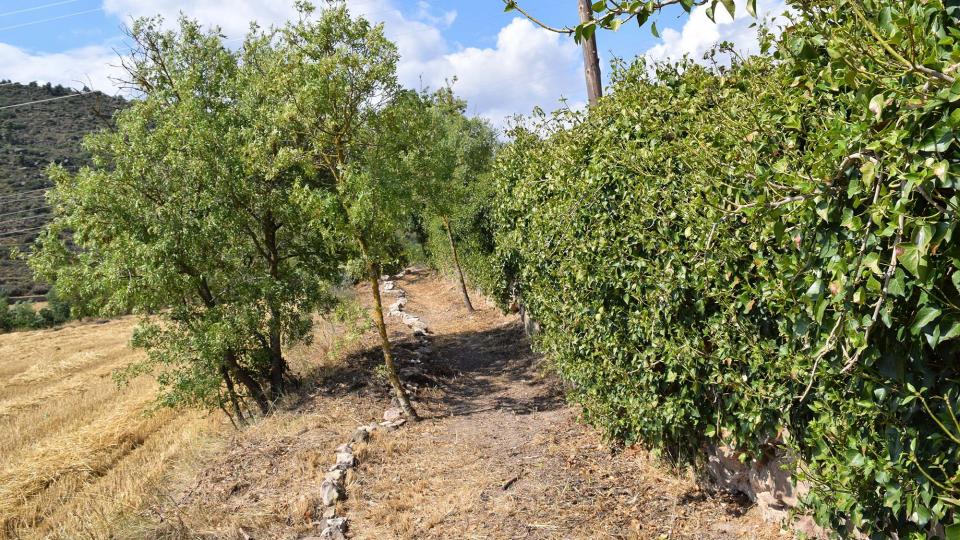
[405,18,584,124]
[0,1,584,124]
[645,0,790,64]
[0,42,124,92]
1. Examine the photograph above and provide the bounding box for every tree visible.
[406,88,497,312]
[29,13,344,421]
[262,3,423,420]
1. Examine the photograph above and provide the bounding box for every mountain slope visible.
[0,81,125,298]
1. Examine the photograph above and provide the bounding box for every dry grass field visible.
[0,317,226,539]
[0,310,359,540]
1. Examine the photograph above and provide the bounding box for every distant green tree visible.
[406,89,497,312]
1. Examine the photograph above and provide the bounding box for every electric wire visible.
[0,0,83,19]
[0,7,103,32]
[0,91,94,110]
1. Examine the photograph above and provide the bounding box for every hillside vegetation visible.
[0,82,124,297]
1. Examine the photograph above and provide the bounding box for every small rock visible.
[351,427,371,443]
[320,480,340,506]
[335,443,352,454]
[320,517,349,540]
[382,281,395,291]
[383,407,403,422]
[335,451,355,468]
[322,506,337,519]
[325,469,344,483]
[379,418,407,430]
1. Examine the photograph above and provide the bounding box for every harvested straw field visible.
[0,318,223,539]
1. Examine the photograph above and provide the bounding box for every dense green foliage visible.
[402,89,500,304]
[0,288,72,332]
[29,3,449,421]
[486,0,960,535]
[0,82,125,297]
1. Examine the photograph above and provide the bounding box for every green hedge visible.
[487,1,960,535]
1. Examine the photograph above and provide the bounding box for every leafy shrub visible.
[488,0,960,535]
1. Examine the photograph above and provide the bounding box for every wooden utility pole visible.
[577,0,603,106]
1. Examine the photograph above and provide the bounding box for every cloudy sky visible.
[0,0,787,125]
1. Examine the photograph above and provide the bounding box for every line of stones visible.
[310,270,425,540]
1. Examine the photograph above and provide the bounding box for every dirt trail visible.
[344,270,786,540]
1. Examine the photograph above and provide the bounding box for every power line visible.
[0,225,44,238]
[0,91,94,110]
[0,206,50,219]
[0,7,103,32]
[0,188,49,202]
[0,0,83,19]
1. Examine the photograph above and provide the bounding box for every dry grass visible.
[0,318,227,539]
[0,313,358,540]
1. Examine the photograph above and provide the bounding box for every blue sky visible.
[0,0,787,124]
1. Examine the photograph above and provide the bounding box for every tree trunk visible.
[267,310,285,400]
[443,216,474,313]
[224,351,271,414]
[577,0,603,106]
[359,238,420,421]
[221,365,247,426]
[263,218,287,400]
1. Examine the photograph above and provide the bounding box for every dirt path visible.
[343,270,786,540]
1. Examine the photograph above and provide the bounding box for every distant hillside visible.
[0,81,126,298]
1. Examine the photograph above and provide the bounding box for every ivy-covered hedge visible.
[487,1,960,535]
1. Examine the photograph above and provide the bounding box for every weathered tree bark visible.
[358,238,420,421]
[443,216,474,313]
[577,0,603,106]
[224,351,271,414]
[263,216,288,400]
[266,310,285,399]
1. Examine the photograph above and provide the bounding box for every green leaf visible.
[869,93,885,121]
[860,161,876,189]
[806,279,823,297]
[911,306,941,335]
[720,0,736,18]
[898,244,925,278]
[651,21,660,38]
[863,252,882,275]
[940,319,960,342]
[746,0,757,17]
[945,523,960,540]
[592,0,606,12]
